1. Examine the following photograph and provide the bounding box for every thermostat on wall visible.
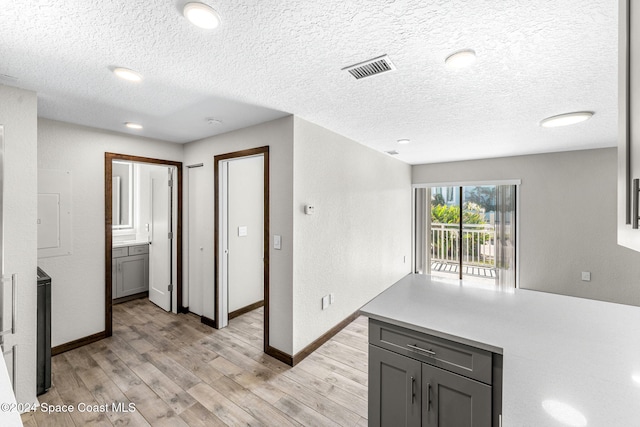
[305,205,315,215]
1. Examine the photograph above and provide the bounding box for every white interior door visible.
[217,155,264,327]
[227,156,264,312]
[149,167,172,311]
[188,165,205,316]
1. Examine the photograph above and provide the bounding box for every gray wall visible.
[413,148,640,306]
[292,117,412,353]
[37,118,183,347]
[183,116,295,354]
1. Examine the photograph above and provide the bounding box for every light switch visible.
[274,235,281,250]
[322,295,329,310]
[581,271,591,282]
[238,226,248,237]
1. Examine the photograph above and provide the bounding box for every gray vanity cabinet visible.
[369,319,495,427]
[112,244,149,299]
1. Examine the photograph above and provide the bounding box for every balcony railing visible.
[430,223,496,267]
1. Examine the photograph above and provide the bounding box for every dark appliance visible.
[36,267,51,395]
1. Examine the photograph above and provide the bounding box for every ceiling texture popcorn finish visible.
[0,0,617,164]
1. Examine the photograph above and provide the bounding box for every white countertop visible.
[360,274,640,427]
[112,240,149,248]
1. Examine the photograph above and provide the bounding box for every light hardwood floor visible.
[21,299,369,426]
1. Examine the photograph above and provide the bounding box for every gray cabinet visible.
[369,319,497,427]
[369,345,421,427]
[618,0,640,251]
[112,244,149,299]
[422,362,491,427]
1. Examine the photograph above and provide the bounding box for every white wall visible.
[37,119,183,347]
[227,156,264,312]
[183,116,294,354]
[0,85,38,406]
[291,117,412,354]
[413,148,640,306]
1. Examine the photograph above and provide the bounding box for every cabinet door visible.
[369,345,421,427]
[618,0,640,251]
[422,364,491,427]
[117,254,149,297]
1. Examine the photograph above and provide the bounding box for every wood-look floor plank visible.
[177,402,227,427]
[273,395,341,427]
[20,412,37,427]
[316,341,368,373]
[331,329,369,353]
[39,299,369,427]
[283,366,368,418]
[124,383,189,427]
[356,416,369,426]
[74,365,137,424]
[305,352,369,386]
[296,356,368,401]
[90,348,143,393]
[268,374,361,426]
[187,382,262,426]
[210,375,302,427]
[31,385,75,427]
[128,362,195,414]
[55,380,112,427]
[141,350,202,391]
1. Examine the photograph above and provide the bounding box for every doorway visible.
[104,153,183,337]
[415,184,517,287]
[213,146,269,353]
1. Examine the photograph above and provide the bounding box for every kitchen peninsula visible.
[361,274,640,426]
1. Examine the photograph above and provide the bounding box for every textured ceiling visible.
[0,0,617,164]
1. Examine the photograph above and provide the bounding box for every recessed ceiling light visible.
[540,111,594,128]
[125,122,143,130]
[542,400,587,426]
[113,67,143,82]
[397,139,410,144]
[445,49,476,69]
[633,373,640,385]
[183,3,221,29]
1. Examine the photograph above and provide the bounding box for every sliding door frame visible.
[412,180,521,287]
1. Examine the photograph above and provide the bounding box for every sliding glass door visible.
[416,184,516,286]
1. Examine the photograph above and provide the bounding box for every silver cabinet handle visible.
[633,179,639,229]
[411,376,415,403]
[0,274,17,337]
[407,343,435,356]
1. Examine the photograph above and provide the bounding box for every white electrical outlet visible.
[322,295,330,310]
[581,271,591,282]
[329,293,334,304]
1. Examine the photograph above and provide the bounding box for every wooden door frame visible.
[105,153,184,337]
[213,146,270,354]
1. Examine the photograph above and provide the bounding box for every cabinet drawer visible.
[112,247,129,258]
[128,244,149,255]
[369,319,492,385]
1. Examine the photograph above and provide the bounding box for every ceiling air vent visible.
[343,55,396,80]
[385,150,399,155]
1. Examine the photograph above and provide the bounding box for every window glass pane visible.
[461,186,496,285]
[429,186,460,281]
[422,184,516,287]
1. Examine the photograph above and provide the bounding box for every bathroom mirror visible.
[112,161,133,229]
